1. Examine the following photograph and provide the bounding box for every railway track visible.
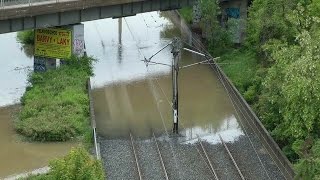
[129,132,169,180]
[196,135,246,180]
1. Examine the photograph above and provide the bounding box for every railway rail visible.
[129,132,169,180]
[196,135,246,180]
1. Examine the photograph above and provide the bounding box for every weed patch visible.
[16,56,95,142]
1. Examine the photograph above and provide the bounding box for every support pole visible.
[118,18,122,44]
[118,18,123,63]
[171,37,181,134]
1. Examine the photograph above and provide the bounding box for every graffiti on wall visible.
[225,8,240,19]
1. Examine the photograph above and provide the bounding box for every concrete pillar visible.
[71,24,85,57]
[192,0,201,28]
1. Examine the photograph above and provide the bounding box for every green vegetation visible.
[16,56,95,142]
[200,0,233,56]
[218,49,262,104]
[15,30,103,179]
[178,7,193,24]
[17,30,35,45]
[22,147,105,180]
[190,0,320,178]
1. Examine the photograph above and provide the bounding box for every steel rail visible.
[152,132,169,180]
[197,135,219,180]
[219,134,245,180]
[129,133,143,180]
[195,144,219,180]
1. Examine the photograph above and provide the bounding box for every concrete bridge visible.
[0,0,195,34]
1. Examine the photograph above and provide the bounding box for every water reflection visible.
[88,12,243,141]
[0,32,33,107]
[180,115,244,144]
[20,44,34,58]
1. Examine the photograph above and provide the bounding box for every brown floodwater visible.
[0,32,77,178]
[0,106,77,178]
[88,12,244,142]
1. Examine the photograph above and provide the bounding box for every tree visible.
[246,0,298,57]
[200,0,232,56]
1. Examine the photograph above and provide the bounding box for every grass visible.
[15,56,95,142]
[179,7,193,24]
[218,48,263,104]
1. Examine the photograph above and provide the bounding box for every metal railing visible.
[1,0,56,8]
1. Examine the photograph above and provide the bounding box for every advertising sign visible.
[35,28,72,59]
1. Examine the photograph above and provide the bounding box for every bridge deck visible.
[0,0,194,34]
[0,0,145,20]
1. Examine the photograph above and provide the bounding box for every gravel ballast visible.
[99,138,138,180]
[99,132,287,180]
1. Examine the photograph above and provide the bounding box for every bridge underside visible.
[0,0,195,34]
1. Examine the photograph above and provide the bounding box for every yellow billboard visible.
[35,28,72,59]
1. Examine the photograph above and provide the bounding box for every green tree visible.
[258,4,320,177]
[246,0,298,56]
[261,3,320,140]
[200,0,232,56]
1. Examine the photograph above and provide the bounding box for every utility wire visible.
[149,12,278,179]
[125,17,183,180]
[124,17,146,60]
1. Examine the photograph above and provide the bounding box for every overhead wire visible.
[187,28,286,179]
[179,22,274,179]
[124,16,184,180]
[126,13,285,179]
[149,11,278,180]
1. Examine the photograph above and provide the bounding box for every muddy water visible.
[0,106,77,178]
[88,12,244,142]
[0,33,77,178]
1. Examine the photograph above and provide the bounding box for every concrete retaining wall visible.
[87,78,101,160]
[210,63,295,179]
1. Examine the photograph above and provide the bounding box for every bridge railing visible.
[1,0,54,8]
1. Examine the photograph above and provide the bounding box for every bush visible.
[179,7,193,24]
[49,147,105,180]
[17,30,35,45]
[22,147,105,180]
[16,56,95,141]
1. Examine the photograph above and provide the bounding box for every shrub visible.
[17,30,35,45]
[15,56,95,141]
[179,7,193,24]
[22,147,105,180]
[49,147,105,180]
